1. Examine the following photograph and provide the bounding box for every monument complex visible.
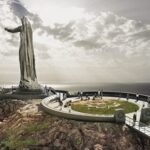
[1,16,51,99]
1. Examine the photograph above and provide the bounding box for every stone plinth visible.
[140,108,150,123]
[114,108,125,123]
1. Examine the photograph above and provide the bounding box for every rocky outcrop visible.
[0,99,25,121]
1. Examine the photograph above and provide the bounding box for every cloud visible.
[74,39,103,49]
[9,0,29,18]
[1,0,150,83]
[1,1,150,60]
[69,12,150,60]
[5,34,19,46]
[1,48,17,56]
[39,22,75,41]
[131,30,150,41]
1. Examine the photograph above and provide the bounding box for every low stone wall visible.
[140,108,150,123]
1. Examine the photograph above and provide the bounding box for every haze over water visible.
[50,83,150,95]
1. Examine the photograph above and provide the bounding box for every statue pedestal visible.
[15,88,44,94]
[15,82,50,99]
[19,80,42,91]
[0,86,56,100]
[12,87,47,99]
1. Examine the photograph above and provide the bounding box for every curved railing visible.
[69,91,150,102]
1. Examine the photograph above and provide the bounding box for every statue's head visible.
[21,16,29,26]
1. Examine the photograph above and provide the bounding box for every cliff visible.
[0,99,149,150]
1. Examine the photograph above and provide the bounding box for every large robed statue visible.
[5,16,41,91]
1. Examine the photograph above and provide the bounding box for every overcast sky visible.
[0,0,150,84]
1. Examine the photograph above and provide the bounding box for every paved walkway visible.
[125,116,150,137]
[124,100,150,137]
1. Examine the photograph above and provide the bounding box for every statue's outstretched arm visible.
[4,26,22,33]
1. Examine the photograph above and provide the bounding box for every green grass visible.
[71,100,139,115]
[24,122,49,133]
[1,122,50,149]
[2,135,38,149]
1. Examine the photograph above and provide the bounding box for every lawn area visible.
[71,99,139,115]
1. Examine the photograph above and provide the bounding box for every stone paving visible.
[124,99,150,137]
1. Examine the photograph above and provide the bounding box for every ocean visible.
[1,83,150,96]
[50,83,150,96]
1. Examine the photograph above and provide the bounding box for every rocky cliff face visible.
[0,99,25,121]
[0,100,149,150]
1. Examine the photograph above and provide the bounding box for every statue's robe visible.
[6,17,40,90]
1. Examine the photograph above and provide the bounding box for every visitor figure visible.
[98,90,100,97]
[80,91,83,100]
[85,94,89,100]
[136,94,139,102]
[57,97,63,111]
[77,92,80,98]
[118,91,121,100]
[4,16,41,90]
[126,93,129,101]
[47,88,51,96]
[148,96,150,102]
[142,102,145,108]
[92,96,95,100]
[44,85,48,94]
[100,89,103,99]
[63,93,67,100]
[133,113,136,126]
[147,96,150,107]
[69,108,71,113]
[58,97,63,106]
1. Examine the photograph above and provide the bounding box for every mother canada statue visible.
[5,16,41,91]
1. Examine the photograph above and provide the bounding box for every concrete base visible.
[114,108,125,123]
[0,92,47,100]
[140,108,150,123]
[0,86,56,100]
[15,87,44,94]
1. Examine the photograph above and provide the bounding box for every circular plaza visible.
[41,91,150,123]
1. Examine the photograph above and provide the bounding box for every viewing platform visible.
[41,90,150,138]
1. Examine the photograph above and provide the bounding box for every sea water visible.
[1,83,150,95]
[48,83,150,95]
